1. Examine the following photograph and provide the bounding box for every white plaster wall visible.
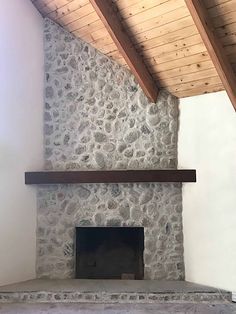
[0,0,44,285]
[178,91,236,292]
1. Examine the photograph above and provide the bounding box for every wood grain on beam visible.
[89,0,158,103]
[185,0,236,111]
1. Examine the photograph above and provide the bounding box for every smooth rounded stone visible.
[174,203,182,214]
[81,136,90,143]
[159,215,168,227]
[89,71,97,81]
[128,159,139,169]
[106,218,121,226]
[94,132,107,143]
[151,156,160,167]
[118,143,127,153]
[94,213,104,225]
[147,115,161,126]
[138,93,148,108]
[78,120,89,133]
[44,111,52,122]
[55,262,66,271]
[81,155,89,163]
[168,158,176,168]
[142,217,151,227]
[63,134,70,145]
[79,219,93,226]
[45,124,53,135]
[95,151,106,169]
[136,150,145,157]
[103,142,115,152]
[145,239,156,252]
[45,147,53,158]
[56,66,68,74]
[129,118,135,128]
[165,222,171,235]
[40,264,54,273]
[45,86,54,98]
[144,253,153,265]
[160,157,169,168]
[110,90,120,99]
[75,145,85,155]
[77,186,91,199]
[68,57,77,69]
[140,190,154,205]
[51,236,63,247]
[130,103,138,113]
[129,190,139,204]
[66,202,77,215]
[104,84,112,93]
[130,207,141,221]
[118,109,126,118]
[97,79,105,90]
[106,102,113,109]
[141,124,151,134]
[119,204,130,219]
[110,184,121,197]
[104,122,111,133]
[148,104,159,115]
[115,161,128,169]
[96,108,105,119]
[154,271,167,280]
[37,246,45,257]
[113,120,122,134]
[175,233,183,243]
[107,199,118,209]
[73,41,83,54]
[124,130,140,143]
[37,227,45,237]
[124,148,134,158]
[169,119,178,133]
[162,134,171,145]
[96,119,103,126]
[86,98,96,106]
[107,114,116,121]
[46,215,59,226]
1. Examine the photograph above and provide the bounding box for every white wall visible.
[0,0,44,285]
[179,91,236,292]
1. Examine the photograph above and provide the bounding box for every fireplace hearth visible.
[75,227,144,279]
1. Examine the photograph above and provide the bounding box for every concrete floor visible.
[0,279,228,294]
[0,279,231,304]
[0,303,236,314]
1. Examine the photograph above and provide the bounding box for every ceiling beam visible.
[185,0,236,111]
[89,0,158,103]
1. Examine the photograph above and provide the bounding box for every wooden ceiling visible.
[32,0,236,100]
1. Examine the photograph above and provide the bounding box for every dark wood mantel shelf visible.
[25,170,196,185]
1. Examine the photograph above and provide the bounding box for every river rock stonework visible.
[36,18,184,280]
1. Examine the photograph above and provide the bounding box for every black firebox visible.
[75,227,144,279]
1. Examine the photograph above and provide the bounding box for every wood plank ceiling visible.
[32,0,236,99]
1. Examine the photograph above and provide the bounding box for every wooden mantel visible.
[25,170,196,185]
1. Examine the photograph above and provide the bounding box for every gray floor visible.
[0,279,227,294]
[0,303,236,314]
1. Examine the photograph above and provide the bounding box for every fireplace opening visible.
[75,227,144,279]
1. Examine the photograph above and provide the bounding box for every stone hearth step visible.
[0,280,231,304]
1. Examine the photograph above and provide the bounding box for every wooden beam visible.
[185,0,236,111]
[89,0,158,103]
[25,170,196,184]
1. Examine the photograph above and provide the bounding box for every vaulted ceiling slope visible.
[32,0,236,101]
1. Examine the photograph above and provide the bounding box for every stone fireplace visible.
[36,19,184,280]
